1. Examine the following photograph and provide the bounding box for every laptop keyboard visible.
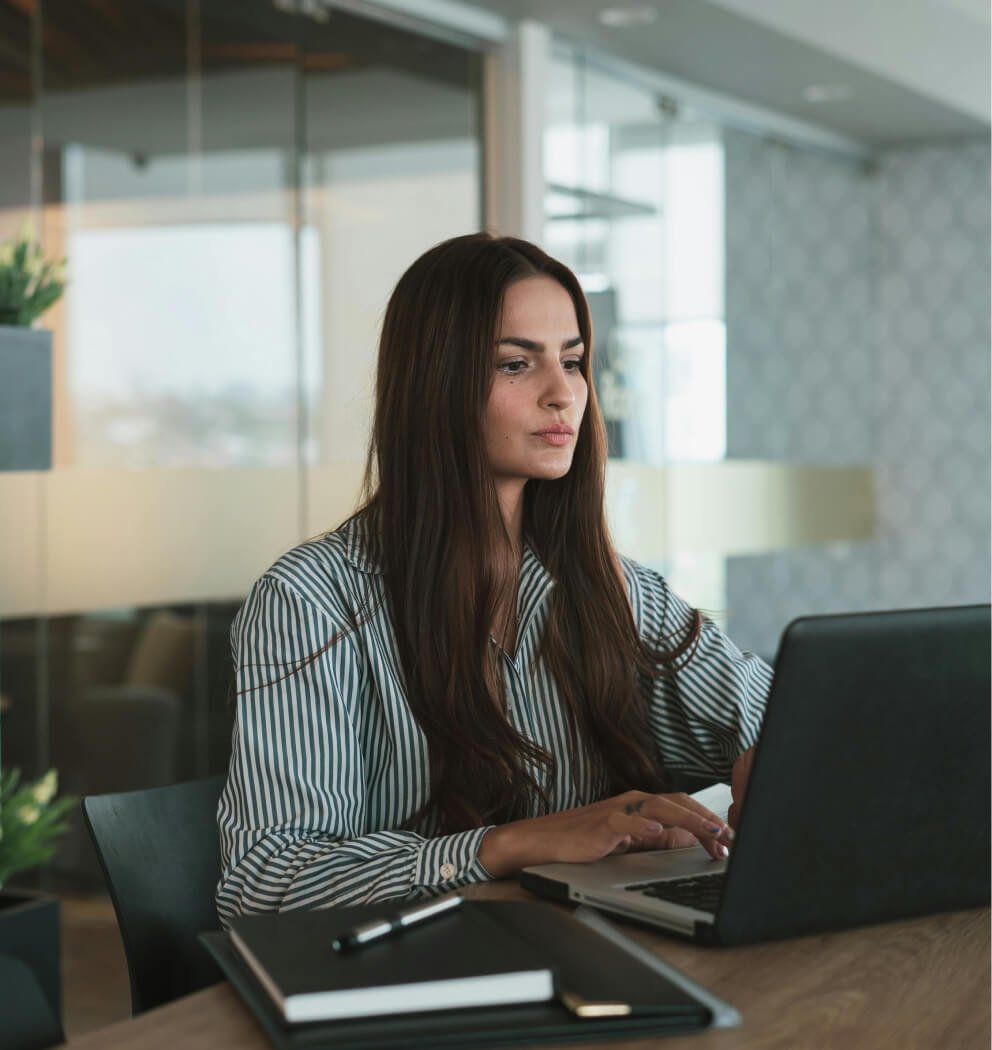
[626,873,726,912]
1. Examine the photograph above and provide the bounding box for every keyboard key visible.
[627,873,726,911]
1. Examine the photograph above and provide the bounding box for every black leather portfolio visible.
[201,900,737,1050]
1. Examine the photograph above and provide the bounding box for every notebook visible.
[226,899,552,1022]
[522,604,991,945]
[202,900,739,1050]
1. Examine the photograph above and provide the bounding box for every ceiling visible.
[0,0,474,100]
[0,0,985,158]
[462,0,990,147]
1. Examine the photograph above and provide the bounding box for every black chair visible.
[82,775,225,1014]
[0,954,64,1050]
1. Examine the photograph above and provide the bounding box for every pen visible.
[331,893,464,952]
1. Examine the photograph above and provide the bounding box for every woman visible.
[216,233,772,921]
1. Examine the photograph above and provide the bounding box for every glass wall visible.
[544,46,737,615]
[0,0,482,885]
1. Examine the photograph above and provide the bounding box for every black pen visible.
[331,893,464,952]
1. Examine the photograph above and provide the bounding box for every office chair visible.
[82,775,225,1014]
[0,954,64,1050]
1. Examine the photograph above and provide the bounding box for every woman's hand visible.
[478,790,734,879]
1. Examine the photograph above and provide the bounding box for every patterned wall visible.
[724,132,991,657]
[874,140,991,609]
[725,133,876,464]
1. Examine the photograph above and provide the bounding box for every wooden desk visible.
[64,884,990,1050]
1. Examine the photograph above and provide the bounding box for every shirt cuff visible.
[413,825,494,889]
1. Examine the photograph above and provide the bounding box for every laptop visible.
[521,605,991,946]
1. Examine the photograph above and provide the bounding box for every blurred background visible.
[0,0,988,907]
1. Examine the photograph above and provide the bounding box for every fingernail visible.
[723,827,735,841]
[644,821,663,833]
[719,845,729,858]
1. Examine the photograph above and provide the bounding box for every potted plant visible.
[0,768,76,1033]
[0,220,66,471]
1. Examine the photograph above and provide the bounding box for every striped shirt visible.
[216,515,772,923]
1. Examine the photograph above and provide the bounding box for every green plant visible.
[0,768,76,887]
[0,221,67,327]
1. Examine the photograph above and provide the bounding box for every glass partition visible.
[0,0,482,886]
[544,47,735,614]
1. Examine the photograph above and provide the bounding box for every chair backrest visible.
[82,775,225,1014]
[0,954,64,1050]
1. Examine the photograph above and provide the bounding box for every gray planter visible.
[0,325,53,471]
[0,889,62,1027]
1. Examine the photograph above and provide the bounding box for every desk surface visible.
[64,883,990,1050]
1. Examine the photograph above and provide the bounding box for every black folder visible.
[201,900,737,1050]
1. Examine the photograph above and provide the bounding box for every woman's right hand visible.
[478,790,734,879]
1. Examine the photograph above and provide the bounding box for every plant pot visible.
[0,888,62,1027]
[0,325,53,471]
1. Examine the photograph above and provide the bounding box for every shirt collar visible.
[518,542,555,601]
[341,514,384,575]
[514,543,556,650]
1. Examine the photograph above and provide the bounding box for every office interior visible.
[0,0,988,1038]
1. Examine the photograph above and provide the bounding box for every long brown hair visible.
[355,232,700,833]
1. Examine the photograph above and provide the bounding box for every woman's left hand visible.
[615,823,697,853]
[620,748,755,851]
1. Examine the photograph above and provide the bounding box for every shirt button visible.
[439,862,456,880]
